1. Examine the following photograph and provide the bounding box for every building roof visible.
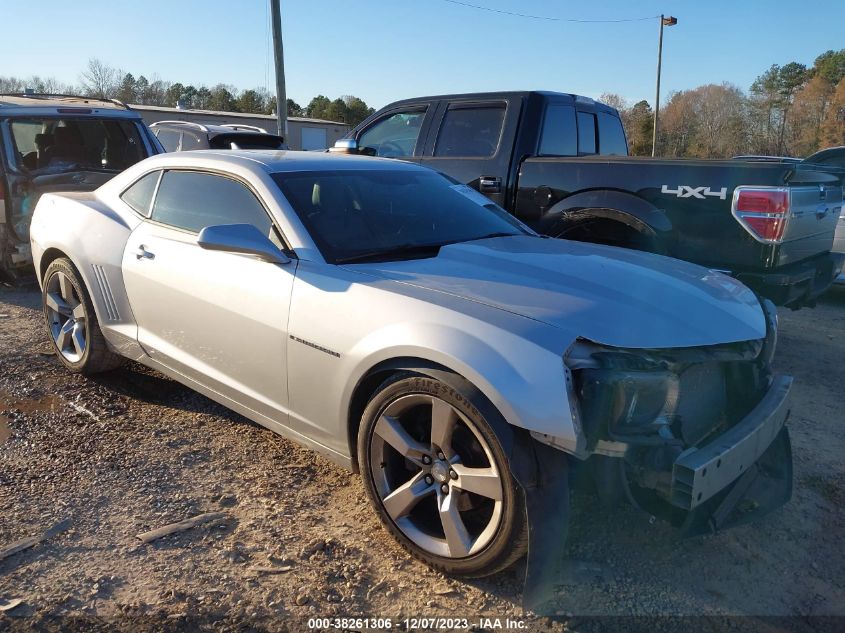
[130,103,347,127]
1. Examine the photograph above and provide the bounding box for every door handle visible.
[479,176,501,194]
[134,245,155,260]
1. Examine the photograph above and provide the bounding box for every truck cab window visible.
[597,112,628,156]
[577,112,597,155]
[538,104,577,156]
[433,105,505,158]
[358,111,426,158]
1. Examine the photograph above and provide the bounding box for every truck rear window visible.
[577,112,597,154]
[9,117,146,172]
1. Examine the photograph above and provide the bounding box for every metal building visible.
[131,104,349,150]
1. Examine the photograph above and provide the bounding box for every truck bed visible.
[515,155,844,273]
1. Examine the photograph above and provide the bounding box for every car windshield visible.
[272,169,531,263]
[9,117,146,173]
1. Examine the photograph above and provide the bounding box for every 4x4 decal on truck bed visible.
[661,184,728,200]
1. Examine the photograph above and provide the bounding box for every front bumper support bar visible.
[671,374,792,510]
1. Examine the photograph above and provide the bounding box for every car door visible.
[121,168,297,427]
[417,99,519,208]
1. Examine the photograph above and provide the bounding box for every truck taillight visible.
[731,186,790,243]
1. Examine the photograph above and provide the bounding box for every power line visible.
[440,0,658,23]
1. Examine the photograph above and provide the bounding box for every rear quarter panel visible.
[30,191,144,359]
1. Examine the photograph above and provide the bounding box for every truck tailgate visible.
[776,183,843,266]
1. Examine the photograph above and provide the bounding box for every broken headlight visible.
[576,367,679,442]
[567,341,734,448]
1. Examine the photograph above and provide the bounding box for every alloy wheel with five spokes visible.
[45,270,88,363]
[367,390,507,563]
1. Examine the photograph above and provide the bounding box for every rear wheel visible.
[555,216,657,252]
[42,258,122,374]
[358,373,527,577]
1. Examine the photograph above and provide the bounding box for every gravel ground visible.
[0,283,843,632]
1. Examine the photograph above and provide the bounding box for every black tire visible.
[42,257,123,374]
[555,215,659,253]
[358,372,527,577]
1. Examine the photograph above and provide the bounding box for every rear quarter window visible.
[597,111,628,156]
[120,171,161,216]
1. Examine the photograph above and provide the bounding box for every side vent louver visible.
[91,265,119,321]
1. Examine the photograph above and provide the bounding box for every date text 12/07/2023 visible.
[306,616,528,630]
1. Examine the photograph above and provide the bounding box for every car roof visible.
[0,93,142,119]
[139,149,424,173]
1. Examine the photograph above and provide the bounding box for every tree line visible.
[602,48,845,158]
[0,59,375,126]
[3,50,844,157]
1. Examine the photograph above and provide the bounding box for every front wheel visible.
[42,257,123,374]
[358,373,527,577]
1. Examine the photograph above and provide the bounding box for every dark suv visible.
[0,93,162,279]
[150,121,285,152]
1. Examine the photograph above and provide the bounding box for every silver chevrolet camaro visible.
[29,150,793,579]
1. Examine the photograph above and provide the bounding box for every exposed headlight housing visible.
[565,339,764,450]
[578,367,679,439]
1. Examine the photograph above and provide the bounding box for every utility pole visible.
[652,14,677,157]
[270,0,287,141]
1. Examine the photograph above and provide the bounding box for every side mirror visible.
[329,138,359,154]
[197,223,291,264]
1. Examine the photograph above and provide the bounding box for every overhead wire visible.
[439,0,658,23]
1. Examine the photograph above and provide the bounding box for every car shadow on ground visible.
[87,363,247,427]
[818,284,845,306]
[0,282,41,311]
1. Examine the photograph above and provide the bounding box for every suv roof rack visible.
[220,124,268,134]
[0,93,131,110]
[149,120,210,132]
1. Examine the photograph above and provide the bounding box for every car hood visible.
[348,236,766,349]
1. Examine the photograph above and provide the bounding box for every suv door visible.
[121,169,297,428]
[417,99,519,208]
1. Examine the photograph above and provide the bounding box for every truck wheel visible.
[358,372,527,577]
[42,258,123,374]
[556,217,658,253]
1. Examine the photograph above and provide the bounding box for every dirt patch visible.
[0,283,844,632]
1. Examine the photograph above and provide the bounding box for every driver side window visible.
[358,110,426,158]
[151,170,275,238]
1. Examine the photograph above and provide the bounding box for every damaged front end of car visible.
[542,299,792,536]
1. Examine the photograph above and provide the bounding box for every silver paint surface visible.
[29,150,768,465]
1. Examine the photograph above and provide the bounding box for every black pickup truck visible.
[331,91,845,308]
